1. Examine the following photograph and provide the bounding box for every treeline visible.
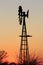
[0,62,17,65]
[0,51,43,65]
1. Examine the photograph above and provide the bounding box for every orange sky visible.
[0,0,43,63]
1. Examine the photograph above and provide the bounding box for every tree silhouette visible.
[0,51,7,63]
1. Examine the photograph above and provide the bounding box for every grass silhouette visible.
[29,55,43,65]
[18,54,43,65]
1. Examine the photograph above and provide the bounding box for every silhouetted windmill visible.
[18,6,32,65]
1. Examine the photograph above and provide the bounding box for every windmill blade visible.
[18,6,22,25]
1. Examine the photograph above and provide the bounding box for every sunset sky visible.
[0,0,43,63]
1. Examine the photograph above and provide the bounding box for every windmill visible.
[18,6,32,65]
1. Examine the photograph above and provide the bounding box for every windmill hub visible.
[18,6,29,25]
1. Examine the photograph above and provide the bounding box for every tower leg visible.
[18,24,30,65]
